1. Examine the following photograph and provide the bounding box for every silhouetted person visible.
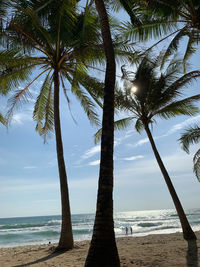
[130,227,133,235]
[125,227,128,235]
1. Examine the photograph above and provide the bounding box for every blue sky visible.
[1,4,200,218]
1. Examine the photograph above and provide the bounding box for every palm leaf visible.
[33,73,54,142]
[6,68,49,123]
[154,94,200,119]
[21,7,54,54]
[155,70,200,109]
[135,118,144,133]
[183,33,197,72]
[193,148,200,182]
[120,19,177,42]
[179,125,200,153]
[119,0,143,35]
[94,116,134,144]
[0,112,6,125]
[161,28,188,67]
[69,71,100,126]
[71,68,104,108]
[0,50,38,94]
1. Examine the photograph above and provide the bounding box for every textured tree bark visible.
[54,68,74,251]
[144,122,196,241]
[84,0,120,266]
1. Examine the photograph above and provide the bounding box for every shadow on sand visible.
[13,248,65,267]
[187,240,199,267]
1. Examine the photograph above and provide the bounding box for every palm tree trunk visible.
[53,68,74,251]
[84,0,120,266]
[144,122,196,240]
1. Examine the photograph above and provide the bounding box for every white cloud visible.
[114,129,135,147]
[165,115,200,136]
[124,115,200,149]
[81,145,101,159]
[81,128,136,162]
[132,137,149,147]
[123,155,144,161]
[23,166,37,169]
[12,112,32,125]
[88,160,100,166]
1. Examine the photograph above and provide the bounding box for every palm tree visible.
[2,0,104,251]
[84,0,120,266]
[179,125,200,182]
[119,0,200,68]
[96,54,200,240]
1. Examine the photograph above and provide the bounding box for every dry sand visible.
[0,231,199,266]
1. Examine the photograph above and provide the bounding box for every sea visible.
[0,209,200,248]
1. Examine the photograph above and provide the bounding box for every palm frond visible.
[0,66,35,95]
[115,88,139,115]
[183,34,197,72]
[0,112,6,125]
[75,3,101,48]
[72,68,104,108]
[193,148,200,182]
[0,50,38,95]
[135,118,144,133]
[155,94,200,120]
[120,19,177,42]
[6,68,49,123]
[179,125,200,153]
[94,128,102,144]
[157,70,200,108]
[60,71,77,124]
[6,85,32,123]
[22,7,54,54]
[94,116,134,144]
[161,28,188,67]
[119,0,143,35]
[70,73,100,126]
[33,73,54,142]
[114,116,134,131]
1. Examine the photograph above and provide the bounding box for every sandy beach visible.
[0,231,199,267]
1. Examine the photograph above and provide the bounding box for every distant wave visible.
[137,222,163,228]
[47,220,61,226]
[0,223,46,230]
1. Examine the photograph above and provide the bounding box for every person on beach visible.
[125,227,128,235]
[130,227,133,235]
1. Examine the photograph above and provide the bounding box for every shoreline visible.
[0,231,199,266]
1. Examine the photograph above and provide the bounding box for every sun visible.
[130,85,137,95]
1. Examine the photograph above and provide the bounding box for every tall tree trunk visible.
[84,1,120,266]
[53,68,74,251]
[144,122,196,240]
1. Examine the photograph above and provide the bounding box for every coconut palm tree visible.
[84,0,120,266]
[96,54,200,240]
[2,0,105,251]
[179,125,200,182]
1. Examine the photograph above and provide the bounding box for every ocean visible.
[0,209,200,248]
